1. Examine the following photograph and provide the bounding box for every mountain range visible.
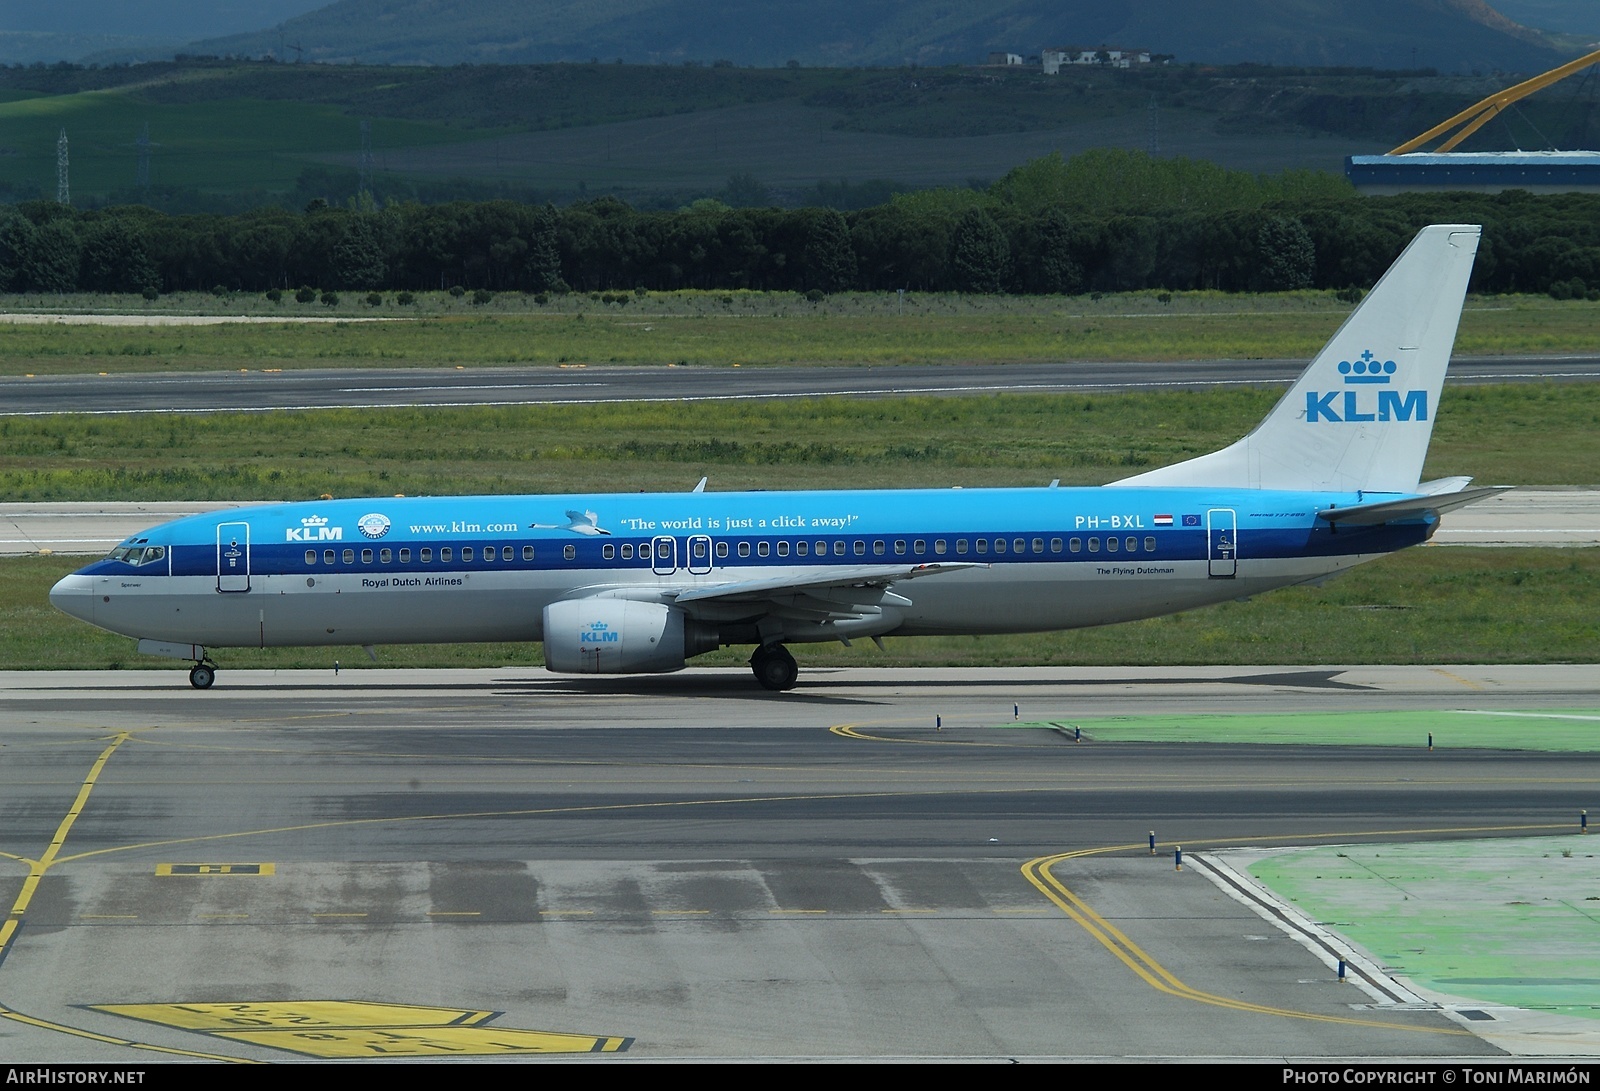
[19,0,1582,73]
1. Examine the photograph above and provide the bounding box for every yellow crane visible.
[1389,47,1600,154]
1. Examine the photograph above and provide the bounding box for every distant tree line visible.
[4,151,1600,298]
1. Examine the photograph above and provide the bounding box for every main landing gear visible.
[750,643,799,692]
[188,661,217,689]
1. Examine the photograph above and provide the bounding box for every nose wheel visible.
[750,644,798,691]
[188,662,217,689]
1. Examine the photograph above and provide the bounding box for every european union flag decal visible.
[1182,514,1201,527]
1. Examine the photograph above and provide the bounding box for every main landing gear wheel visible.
[188,663,216,690]
[751,644,799,692]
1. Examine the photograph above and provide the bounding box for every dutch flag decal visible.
[1153,514,1174,526]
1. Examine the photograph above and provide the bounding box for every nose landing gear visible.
[750,643,799,692]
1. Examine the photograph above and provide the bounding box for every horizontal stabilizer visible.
[1317,486,1512,526]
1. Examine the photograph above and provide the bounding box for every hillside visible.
[183,0,1570,74]
[0,2,326,66]
[1492,1,1600,38]
[3,59,1597,210]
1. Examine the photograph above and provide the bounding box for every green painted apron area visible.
[1019,710,1600,751]
[1249,837,1600,1019]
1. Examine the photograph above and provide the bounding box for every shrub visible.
[264,288,282,303]
[320,291,340,306]
[472,289,493,305]
[396,291,415,306]
[295,287,316,304]
[210,284,229,298]
[448,285,465,298]
[366,292,383,307]
[805,288,825,303]
[141,287,159,301]
[533,292,549,305]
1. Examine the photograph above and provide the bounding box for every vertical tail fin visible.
[1115,224,1481,493]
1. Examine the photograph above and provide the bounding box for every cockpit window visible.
[107,544,166,565]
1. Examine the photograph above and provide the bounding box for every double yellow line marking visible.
[1,731,131,959]
[1023,846,1473,1035]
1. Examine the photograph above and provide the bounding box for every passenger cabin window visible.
[714,542,726,559]
[503,546,514,561]
[624,543,636,560]
[757,542,770,558]
[914,539,926,554]
[777,540,789,557]
[694,540,708,560]
[956,539,968,554]
[873,540,885,556]
[380,548,392,563]
[1107,537,1119,552]
[400,548,411,563]
[797,541,809,556]
[1051,538,1063,553]
[1126,537,1137,553]
[934,539,947,555]
[994,538,1006,554]
[1032,538,1044,553]
[1070,538,1081,553]
[1144,537,1156,553]
[563,544,576,560]
[523,545,535,561]
[1087,538,1099,552]
[738,542,751,558]
[603,544,615,560]
[343,548,355,563]
[894,540,906,555]
[305,550,317,565]
[975,539,987,554]
[462,546,474,562]
[362,548,374,563]
[421,548,432,563]
[853,540,865,556]
[1013,537,1025,553]
[441,547,452,563]
[325,549,336,564]
[640,542,652,559]
[833,541,845,556]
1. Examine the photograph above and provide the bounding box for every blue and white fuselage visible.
[49,225,1506,690]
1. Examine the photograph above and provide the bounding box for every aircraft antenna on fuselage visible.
[1113,224,1481,494]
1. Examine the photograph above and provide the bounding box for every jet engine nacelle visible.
[542,598,717,674]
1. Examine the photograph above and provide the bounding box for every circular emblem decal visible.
[357,513,391,539]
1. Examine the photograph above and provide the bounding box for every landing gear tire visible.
[751,644,798,692]
[188,663,216,690]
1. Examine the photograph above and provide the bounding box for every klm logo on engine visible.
[581,621,619,644]
[285,514,343,542]
[1304,350,1427,424]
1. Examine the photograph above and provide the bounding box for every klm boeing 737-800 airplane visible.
[50,224,1506,691]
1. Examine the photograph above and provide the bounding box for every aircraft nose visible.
[49,572,96,624]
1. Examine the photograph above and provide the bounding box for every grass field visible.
[2,291,1598,375]
[7,547,1598,672]
[0,91,477,196]
[1,383,1595,501]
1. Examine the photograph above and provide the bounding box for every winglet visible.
[1113,224,1482,493]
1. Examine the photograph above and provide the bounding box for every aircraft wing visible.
[669,562,982,605]
[1316,485,1512,526]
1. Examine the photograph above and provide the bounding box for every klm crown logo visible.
[1339,350,1396,384]
[581,620,619,644]
[286,513,342,542]
[1306,349,1426,424]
